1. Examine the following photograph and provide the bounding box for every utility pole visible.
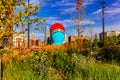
[89,24,94,54]
[76,0,83,36]
[101,1,105,45]
[76,0,84,52]
[28,0,30,49]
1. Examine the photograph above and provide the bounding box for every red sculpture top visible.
[50,23,65,34]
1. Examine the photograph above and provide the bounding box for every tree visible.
[93,34,99,49]
[83,39,90,49]
[0,0,46,47]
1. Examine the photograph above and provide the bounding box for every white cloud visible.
[50,0,95,16]
[111,0,120,7]
[59,7,76,15]
[93,9,101,15]
[51,0,74,7]
[80,20,95,25]
[83,2,94,5]
[51,0,95,7]
[93,0,120,16]
[52,0,95,15]
[105,8,120,16]
[47,17,58,20]
[51,2,74,7]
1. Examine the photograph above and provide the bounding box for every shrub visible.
[54,52,70,69]
[98,45,120,64]
[67,41,78,53]
[81,49,90,56]
[0,49,9,55]
[83,39,90,49]
[2,48,120,80]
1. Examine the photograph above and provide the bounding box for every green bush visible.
[98,45,120,64]
[83,39,90,49]
[81,49,90,56]
[54,52,70,69]
[0,49,9,55]
[3,50,120,80]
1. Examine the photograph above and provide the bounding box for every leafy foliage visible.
[105,36,119,45]
[2,50,120,80]
[0,0,46,38]
[93,34,99,48]
[98,45,120,64]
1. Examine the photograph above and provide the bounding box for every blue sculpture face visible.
[51,32,65,45]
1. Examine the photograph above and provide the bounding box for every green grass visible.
[2,51,120,80]
[69,63,120,80]
[3,61,39,80]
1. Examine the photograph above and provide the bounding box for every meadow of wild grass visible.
[1,44,120,80]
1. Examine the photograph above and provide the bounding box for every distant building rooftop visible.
[99,31,120,40]
[68,35,90,42]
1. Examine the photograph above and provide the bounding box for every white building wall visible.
[13,33,26,47]
[100,31,120,40]
[44,26,50,44]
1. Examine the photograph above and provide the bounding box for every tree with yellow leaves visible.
[0,0,46,47]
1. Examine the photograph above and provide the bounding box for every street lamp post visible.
[28,0,30,49]
[101,1,105,45]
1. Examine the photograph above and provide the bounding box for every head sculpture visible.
[50,23,65,45]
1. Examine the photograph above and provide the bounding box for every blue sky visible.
[21,0,120,40]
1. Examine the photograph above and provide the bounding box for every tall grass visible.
[67,53,120,80]
[2,46,120,80]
